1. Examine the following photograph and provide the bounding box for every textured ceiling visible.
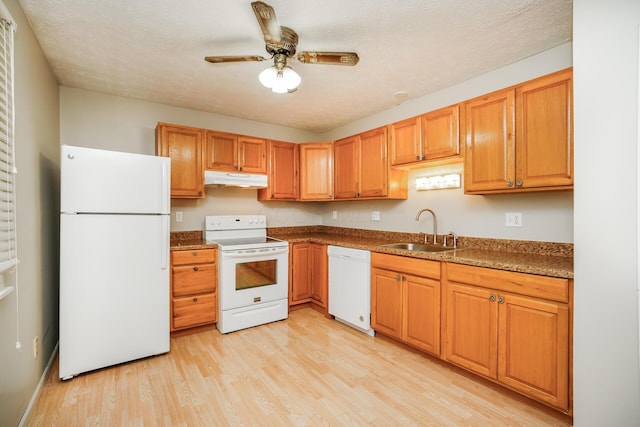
[18,0,572,133]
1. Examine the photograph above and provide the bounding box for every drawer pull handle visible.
[193,266,199,272]
[192,251,198,256]
[193,297,198,302]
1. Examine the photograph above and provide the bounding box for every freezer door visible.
[61,145,170,214]
[59,214,170,379]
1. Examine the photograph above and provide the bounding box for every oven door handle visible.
[222,247,289,259]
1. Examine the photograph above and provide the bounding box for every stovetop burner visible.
[204,215,287,250]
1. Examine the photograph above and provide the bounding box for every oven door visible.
[219,246,289,310]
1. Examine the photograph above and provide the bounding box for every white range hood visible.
[204,170,268,189]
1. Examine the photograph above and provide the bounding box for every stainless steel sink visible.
[381,242,454,252]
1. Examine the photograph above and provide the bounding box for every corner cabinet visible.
[299,142,334,201]
[155,123,205,199]
[442,262,571,413]
[170,249,217,331]
[371,253,441,356]
[334,127,407,200]
[464,68,573,194]
[205,130,266,173]
[258,140,299,201]
[289,242,328,310]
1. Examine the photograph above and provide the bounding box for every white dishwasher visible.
[327,245,375,336]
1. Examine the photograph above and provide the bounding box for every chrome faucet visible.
[415,208,438,244]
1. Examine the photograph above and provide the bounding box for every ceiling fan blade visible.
[297,51,360,66]
[251,1,282,44]
[204,55,267,63]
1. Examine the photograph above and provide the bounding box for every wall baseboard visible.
[18,342,58,427]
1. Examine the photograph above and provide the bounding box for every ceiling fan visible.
[204,1,360,93]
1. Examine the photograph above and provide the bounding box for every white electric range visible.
[205,215,289,333]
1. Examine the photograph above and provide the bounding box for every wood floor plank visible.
[25,308,571,426]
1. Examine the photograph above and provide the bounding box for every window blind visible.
[0,17,17,277]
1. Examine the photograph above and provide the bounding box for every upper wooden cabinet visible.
[155,123,205,199]
[334,127,407,200]
[389,105,461,167]
[421,105,460,160]
[464,68,573,194]
[258,140,299,201]
[205,130,267,174]
[299,142,334,201]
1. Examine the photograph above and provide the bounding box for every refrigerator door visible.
[61,145,170,214]
[59,213,170,379]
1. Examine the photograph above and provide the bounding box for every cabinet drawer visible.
[172,293,217,329]
[372,252,440,279]
[172,249,217,266]
[445,262,569,303]
[172,263,217,297]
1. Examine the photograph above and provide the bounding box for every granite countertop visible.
[170,227,574,279]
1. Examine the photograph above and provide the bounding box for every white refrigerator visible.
[59,145,171,380]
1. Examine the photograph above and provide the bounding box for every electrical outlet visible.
[33,336,39,359]
[505,212,522,227]
[175,211,183,222]
[371,211,381,221]
[331,210,337,220]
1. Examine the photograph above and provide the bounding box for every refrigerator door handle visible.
[161,215,169,269]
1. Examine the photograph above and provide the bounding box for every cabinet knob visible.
[498,296,504,304]
[193,266,199,272]
[198,191,203,196]
[415,155,420,160]
[516,180,523,187]
[193,297,198,302]
[327,194,332,199]
[489,294,496,301]
[506,181,513,187]
[396,274,401,280]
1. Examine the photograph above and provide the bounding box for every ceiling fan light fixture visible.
[259,65,301,93]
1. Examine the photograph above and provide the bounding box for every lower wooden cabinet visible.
[289,242,327,309]
[442,262,571,413]
[170,249,217,331]
[371,253,441,356]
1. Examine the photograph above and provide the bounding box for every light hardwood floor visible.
[26,308,572,426]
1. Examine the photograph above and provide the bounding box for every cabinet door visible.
[371,267,403,339]
[403,274,440,356]
[516,69,573,190]
[310,243,328,307]
[155,123,204,198]
[238,136,267,173]
[359,127,388,198]
[258,140,298,201]
[498,292,570,411]
[443,282,498,379]
[464,89,515,193]
[389,116,421,165]
[421,105,460,160]
[299,142,333,200]
[290,243,311,303]
[205,131,237,172]
[333,136,359,199]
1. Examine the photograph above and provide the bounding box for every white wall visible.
[60,45,573,242]
[0,1,60,426]
[573,1,640,425]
